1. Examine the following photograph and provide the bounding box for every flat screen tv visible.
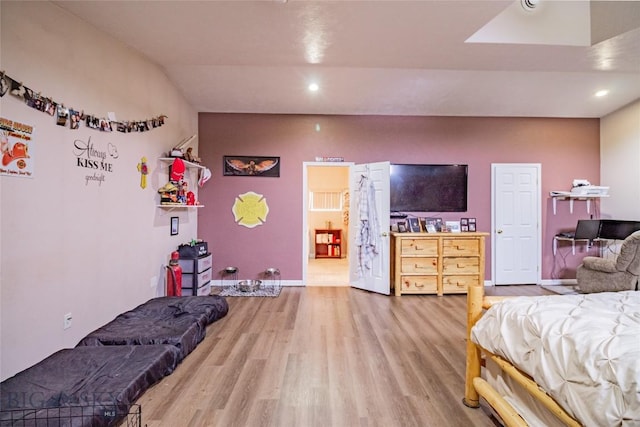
[389,164,468,213]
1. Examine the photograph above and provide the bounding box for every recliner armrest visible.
[581,256,619,273]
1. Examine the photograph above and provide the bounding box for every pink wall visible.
[198,114,600,283]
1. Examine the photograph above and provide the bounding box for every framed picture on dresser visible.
[407,217,421,232]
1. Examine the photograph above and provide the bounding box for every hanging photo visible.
[9,80,27,98]
[136,121,148,132]
[56,105,69,126]
[28,94,46,112]
[99,119,112,132]
[0,74,9,97]
[85,115,98,129]
[69,109,81,130]
[44,99,56,116]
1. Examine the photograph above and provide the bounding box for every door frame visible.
[491,163,542,285]
[302,161,354,286]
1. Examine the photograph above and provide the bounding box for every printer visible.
[570,179,609,196]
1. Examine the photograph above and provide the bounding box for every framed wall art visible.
[223,156,280,177]
[170,217,179,236]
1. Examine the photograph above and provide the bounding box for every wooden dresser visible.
[391,232,488,296]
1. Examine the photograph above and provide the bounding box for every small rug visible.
[541,285,579,295]
[217,286,282,298]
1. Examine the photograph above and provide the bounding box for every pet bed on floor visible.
[137,295,229,325]
[0,345,180,426]
[76,296,229,360]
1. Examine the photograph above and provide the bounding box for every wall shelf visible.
[157,204,204,210]
[549,193,608,215]
[157,157,207,209]
[159,157,205,170]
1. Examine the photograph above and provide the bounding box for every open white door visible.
[349,162,391,294]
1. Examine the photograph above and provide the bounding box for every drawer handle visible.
[414,263,433,269]
[405,280,425,288]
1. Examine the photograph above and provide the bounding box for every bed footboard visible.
[463,283,484,408]
[463,284,582,427]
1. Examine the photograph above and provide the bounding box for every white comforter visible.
[471,291,640,427]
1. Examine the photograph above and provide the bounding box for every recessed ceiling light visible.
[595,89,609,97]
[308,83,319,92]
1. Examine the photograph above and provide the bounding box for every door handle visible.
[381,232,388,237]
[497,229,503,234]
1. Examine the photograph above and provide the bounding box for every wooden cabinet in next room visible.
[314,229,342,259]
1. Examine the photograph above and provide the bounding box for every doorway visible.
[491,163,542,285]
[303,162,351,286]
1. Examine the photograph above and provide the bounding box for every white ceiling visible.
[53,0,640,118]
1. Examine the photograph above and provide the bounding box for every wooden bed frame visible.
[462,284,582,427]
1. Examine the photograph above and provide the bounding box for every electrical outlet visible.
[63,313,72,330]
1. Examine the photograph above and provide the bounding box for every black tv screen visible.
[389,164,468,213]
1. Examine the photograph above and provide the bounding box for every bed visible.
[76,295,229,360]
[463,285,640,427]
[0,345,181,426]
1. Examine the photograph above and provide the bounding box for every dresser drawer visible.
[442,257,480,274]
[400,257,438,274]
[179,253,213,274]
[442,239,480,257]
[442,275,479,293]
[401,239,438,256]
[182,267,212,288]
[400,276,438,293]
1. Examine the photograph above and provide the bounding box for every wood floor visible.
[135,285,550,427]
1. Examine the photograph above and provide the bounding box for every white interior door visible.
[349,162,391,294]
[492,163,541,285]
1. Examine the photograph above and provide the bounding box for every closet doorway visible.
[303,162,352,286]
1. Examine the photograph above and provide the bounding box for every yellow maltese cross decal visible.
[232,191,269,228]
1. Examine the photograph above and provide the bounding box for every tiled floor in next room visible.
[307,257,349,286]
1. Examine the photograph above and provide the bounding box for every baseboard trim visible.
[218,279,578,288]
[541,279,578,286]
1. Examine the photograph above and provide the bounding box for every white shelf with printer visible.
[550,180,609,215]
